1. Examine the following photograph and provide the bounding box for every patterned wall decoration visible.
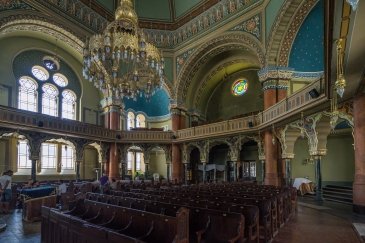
[0,1,33,11]
[37,0,262,48]
[230,14,261,39]
[176,48,196,76]
[288,0,324,72]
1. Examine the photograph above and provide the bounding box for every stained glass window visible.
[31,66,49,81]
[231,79,248,96]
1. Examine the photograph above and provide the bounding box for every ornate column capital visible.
[100,96,125,111]
[258,66,294,91]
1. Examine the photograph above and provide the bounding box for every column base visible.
[353,180,365,214]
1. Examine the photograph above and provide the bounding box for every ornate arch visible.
[266,0,319,66]
[0,15,84,55]
[175,32,265,105]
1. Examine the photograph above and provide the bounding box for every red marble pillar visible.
[171,108,183,182]
[353,94,365,214]
[260,68,292,186]
[103,104,122,179]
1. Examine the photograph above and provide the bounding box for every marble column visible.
[260,159,265,184]
[353,94,365,213]
[233,161,238,181]
[166,162,171,182]
[314,156,323,201]
[171,107,184,182]
[183,163,188,184]
[258,67,293,186]
[202,162,207,183]
[284,158,292,187]
[76,160,81,181]
[30,156,38,182]
[101,97,123,179]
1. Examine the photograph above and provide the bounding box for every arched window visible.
[136,152,143,171]
[18,140,31,169]
[18,77,38,112]
[136,114,146,128]
[62,90,76,120]
[41,143,57,169]
[53,73,68,87]
[127,151,133,170]
[31,66,49,81]
[42,84,59,117]
[127,112,135,130]
[61,145,74,169]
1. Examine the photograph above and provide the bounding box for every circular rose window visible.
[231,79,248,96]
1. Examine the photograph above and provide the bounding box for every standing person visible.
[57,180,67,204]
[0,170,13,213]
[99,173,109,193]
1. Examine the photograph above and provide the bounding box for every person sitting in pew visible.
[23,179,34,189]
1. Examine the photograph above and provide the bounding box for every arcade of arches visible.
[0,0,365,242]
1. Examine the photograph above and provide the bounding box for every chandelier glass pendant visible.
[82,0,165,101]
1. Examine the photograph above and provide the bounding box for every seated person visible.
[23,179,34,189]
[67,181,75,193]
[110,178,118,190]
[32,180,40,188]
[57,180,67,204]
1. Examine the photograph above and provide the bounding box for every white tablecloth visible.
[293,178,312,189]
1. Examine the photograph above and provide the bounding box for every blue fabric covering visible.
[289,0,324,72]
[18,186,55,198]
[123,88,170,117]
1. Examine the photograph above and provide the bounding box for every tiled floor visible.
[0,200,363,243]
[0,210,40,243]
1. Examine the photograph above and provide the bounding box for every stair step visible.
[325,185,353,190]
[323,194,353,203]
[323,187,352,193]
[323,190,352,197]
[324,197,353,205]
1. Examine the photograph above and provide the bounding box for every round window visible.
[231,79,248,96]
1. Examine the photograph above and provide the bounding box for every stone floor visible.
[0,199,363,243]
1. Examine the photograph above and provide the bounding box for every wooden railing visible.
[0,79,326,143]
[177,78,326,141]
[0,106,173,143]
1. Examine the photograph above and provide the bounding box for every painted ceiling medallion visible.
[231,79,248,96]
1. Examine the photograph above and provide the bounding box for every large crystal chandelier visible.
[82,0,165,101]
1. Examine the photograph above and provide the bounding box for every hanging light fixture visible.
[335,38,346,98]
[83,0,165,101]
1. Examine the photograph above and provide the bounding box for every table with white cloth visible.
[293,178,315,195]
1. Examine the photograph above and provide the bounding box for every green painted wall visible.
[291,134,354,186]
[0,36,101,124]
[149,150,167,179]
[265,0,285,38]
[136,0,171,21]
[206,70,263,122]
[174,0,201,18]
[83,147,99,180]
[96,0,114,12]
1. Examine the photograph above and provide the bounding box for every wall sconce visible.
[303,157,315,166]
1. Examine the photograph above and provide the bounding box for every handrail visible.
[0,105,173,143]
[177,78,325,141]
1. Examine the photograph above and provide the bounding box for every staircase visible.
[322,185,353,205]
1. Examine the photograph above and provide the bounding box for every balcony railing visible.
[177,78,326,141]
[0,106,173,143]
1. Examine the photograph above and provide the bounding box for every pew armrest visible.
[196,229,207,243]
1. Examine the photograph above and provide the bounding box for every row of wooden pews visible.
[41,182,297,243]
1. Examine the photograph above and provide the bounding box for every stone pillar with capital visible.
[258,67,293,186]
[314,155,323,201]
[101,97,124,179]
[353,94,365,213]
